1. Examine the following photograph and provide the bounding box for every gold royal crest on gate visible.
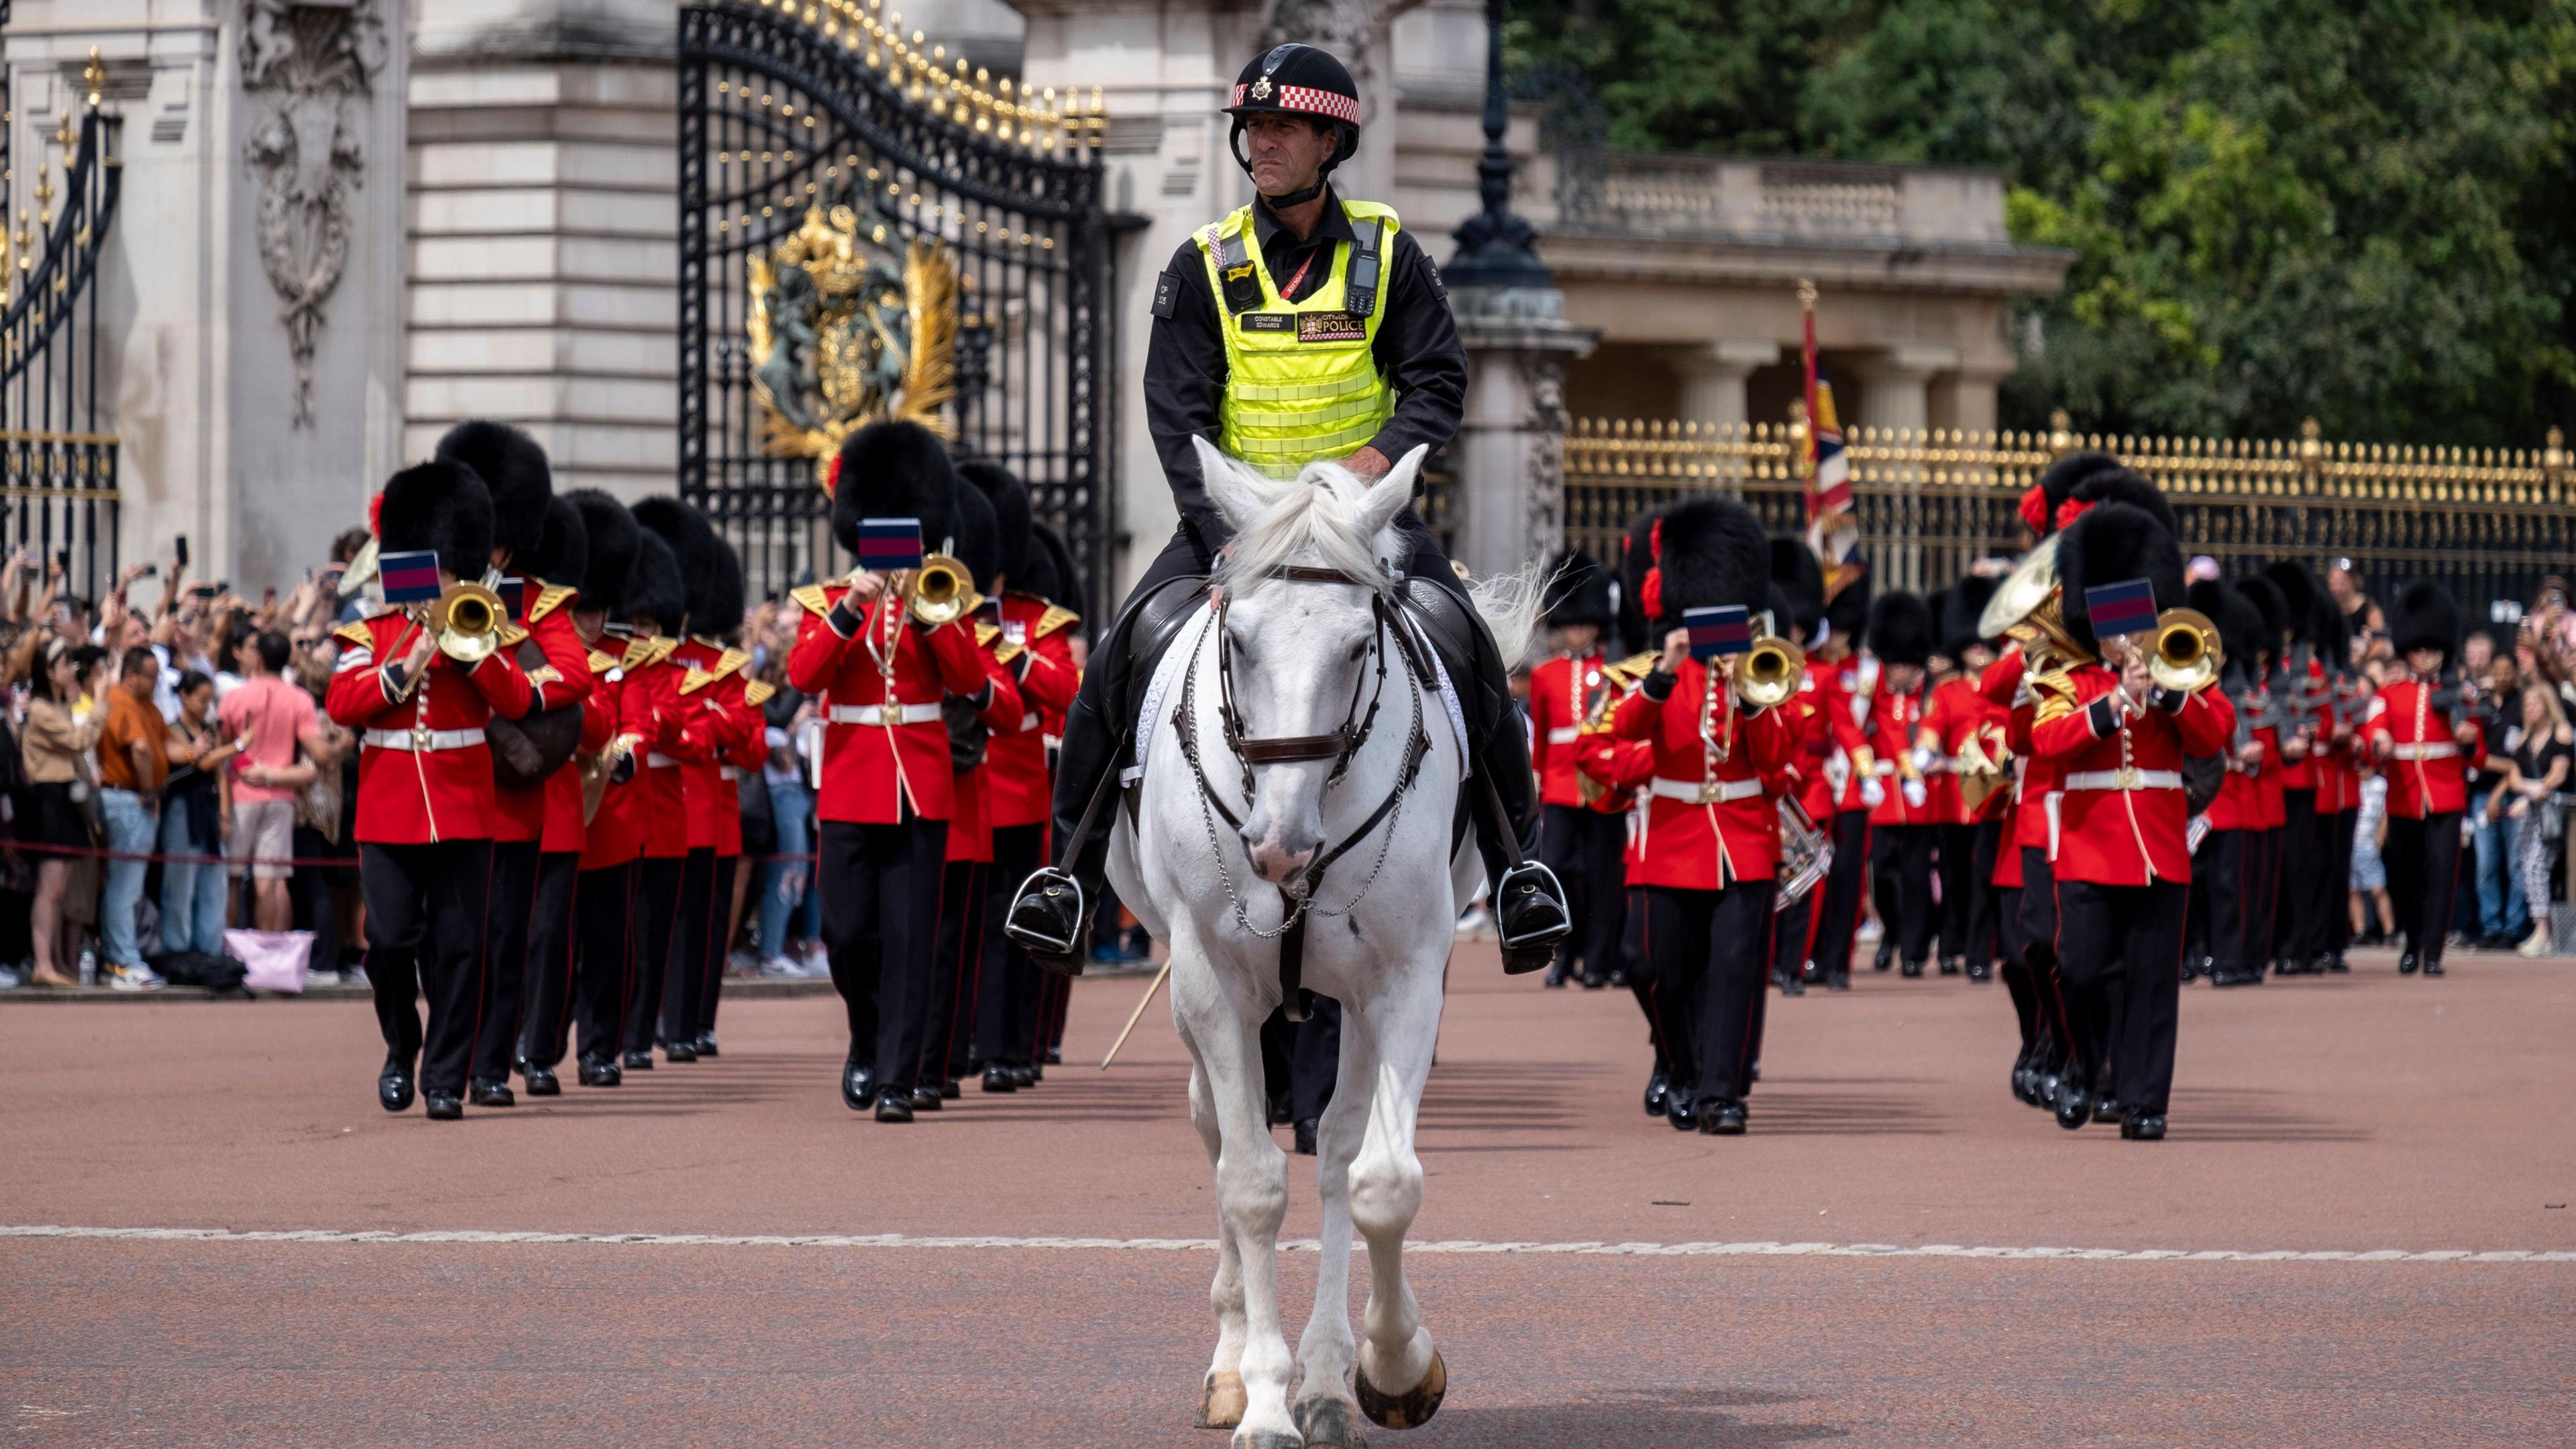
[747,204,959,488]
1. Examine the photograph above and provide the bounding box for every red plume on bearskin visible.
[1645,496,1768,625]
[2019,449,2123,539]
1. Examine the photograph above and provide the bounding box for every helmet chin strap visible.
[1230,120,1344,209]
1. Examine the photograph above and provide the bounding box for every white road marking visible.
[3,1224,2569,1263]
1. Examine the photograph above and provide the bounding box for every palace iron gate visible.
[680,0,1114,619]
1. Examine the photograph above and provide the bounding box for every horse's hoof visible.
[1196,1370,1247,1430]
[1354,1350,1446,1430]
[1293,1395,1366,1449]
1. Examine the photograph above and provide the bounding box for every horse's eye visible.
[1346,639,1367,661]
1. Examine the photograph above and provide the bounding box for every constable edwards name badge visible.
[1297,311,1368,343]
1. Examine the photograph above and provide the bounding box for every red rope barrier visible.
[4,840,824,870]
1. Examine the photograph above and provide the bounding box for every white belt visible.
[829,702,943,726]
[1648,776,1766,804]
[1545,726,1579,744]
[645,752,678,769]
[718,765,741,781]
[2063,767,2182,792]
[362,727,486,753]
[1020,712,1040,732]
[2389,742,2459,761]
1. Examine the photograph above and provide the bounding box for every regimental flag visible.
[2084,578,2161,640]
[1799,283,1862,598]
[1684,604,1752,661]
[378,549,442,605]
[857,517,926,571]
[497,576,529,623]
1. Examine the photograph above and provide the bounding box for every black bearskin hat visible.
[632,497,719,633]
[1825,559,1873,644]
[623,530,687,635]
[2056,502,2182,658]
[1540,550,1616,631]
[949,474,1003,598]
[566,490,637,616]
[2066,466,2178,540]
[2023,449,2124,539]
[2312,589,2355,676]
[2390,580,2461,665]
[1770,537,1827,645]
[1941,574,1999,659]
[1869,590,1934,669]
[2263,561,2323,641]
[1617,508,1660,655]
[957,458,1031,586]
[1032,523,1083,613]
[521,496,589,594]
[832,420,957,559]
[434,420,551,561]
[1764,585,1799,641]
[697,535,746,639]
[1016,523,1064,604]
[2189,579,2261,690]
[2236,574,2290,659]
[1646,496,1768,625]
[378,460,494,581]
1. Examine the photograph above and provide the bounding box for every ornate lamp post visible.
[1445,0,1551,290]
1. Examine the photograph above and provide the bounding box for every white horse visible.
[1108,439,1538,1449]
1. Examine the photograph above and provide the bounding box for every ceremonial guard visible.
[2265,564,2345,976]
[2027,502,2234,1140]
[1799,566,1876,989]
[2185,578,2273,988]
[1923,576,2008,980]
[1763,539,1829,994]
[1530,551,1629,989]
[1613,498,1797,1134]
[329,462,534,1120]
[1863,591,1937,975]
[963,470,1082,1093]
[1008,40,1569,973]
[617,520,701,1070]
[2369,580,2483,977]
[431,423,595,1109]
[1572,638,1666,1113]
[686,538,765,1055]
[579,515,685,1085]
[790,421,997,1122]
[2310,601,2364,974]
[2232,574,2292,979]
[523,490,641,1089]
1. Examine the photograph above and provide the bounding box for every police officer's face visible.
[1245,114,1334,197]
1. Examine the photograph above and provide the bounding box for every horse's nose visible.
[1245,830,1318,885]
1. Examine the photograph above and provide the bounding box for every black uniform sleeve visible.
[1142,238,1232,557]
[1362,229,1468,474]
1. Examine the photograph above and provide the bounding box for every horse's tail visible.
[1467,561,1544,672]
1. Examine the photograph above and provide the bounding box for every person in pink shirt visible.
[218,631,329,929]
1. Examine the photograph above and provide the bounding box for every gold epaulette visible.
[2030,667,2083,726]
[527,582,577,623]
[588,649,621,675]
[680,668,713,696]
[744,680,776,707]
[975,622,1026,666]
[792,583,833,616]
[1034,603,1081,639]
[1601,651,1659,689]
[619,635,657,671]
[333,620,374,649]
[647,636,680,667]
[498,624,531,648]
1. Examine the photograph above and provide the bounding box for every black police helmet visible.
[1224,44,1362,205]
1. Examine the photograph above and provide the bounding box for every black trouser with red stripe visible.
[572,861,634,1065]
[2322,808,2359,959]
[1807,809,1871,981]
[2277,789,2333,965]
[623,855,685,1056]
[515,851,584,1070]
[1939,819,2004,969]
[1644,881,1776,1109]
[978,823,1046,1069]
[2384,810,2464,967]
[2053,877,2188,1117]
[1540,803,1627,980]
[659,847,716,1050]
[1870,823,1937,967]
[2011,848,2079,1072]
[473,839,543,1087]
[1621,885,1672,1076]
[699,854,741,1037]
[920,858,987,1087]
[361,839,495,1100]
[2194,828,2251,981]
[820,818,950,1096]
[2244,826,2282,975]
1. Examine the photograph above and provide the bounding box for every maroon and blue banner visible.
[1684,604,1752,661]
[2083,578,2160,639]
[858,517,926,571]
[496,576,528,622]
[378,549,443,605]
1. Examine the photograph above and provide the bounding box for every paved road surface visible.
[5,948,2571,1445]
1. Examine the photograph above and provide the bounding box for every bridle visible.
[1176,562,1432,945]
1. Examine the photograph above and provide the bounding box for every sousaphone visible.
[1978,533,2087,663]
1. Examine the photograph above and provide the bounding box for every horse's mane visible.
[1209,461,1395,599]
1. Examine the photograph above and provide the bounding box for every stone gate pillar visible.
[1448,288,1594,578]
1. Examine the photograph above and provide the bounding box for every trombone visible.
[1731,633,1805,710]
[900,553,979,627]
[2147,607,2223,694]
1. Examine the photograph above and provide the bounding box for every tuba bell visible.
[904,553,977,627]
[2148,606,2222,694]
[1731,635,1806,710]
[1774,795,1833,910]
[430,581,506,664]
[1978,533,2088,662]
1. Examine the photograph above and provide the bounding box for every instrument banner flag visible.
[379,550,441,604]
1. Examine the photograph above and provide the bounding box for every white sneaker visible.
[1454,904,1494,941]
[1856,918,1885,945]
[341,966,370,989]
[760,955,802,979]
[106,963,164,991]
[2516,925,2550,958]
[0,965,21,990]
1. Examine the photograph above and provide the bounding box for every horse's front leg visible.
[1346,965,1448,1430]
[1186,1046,1249,1430]
[1292,999,1373,1448]
[1172,961,1301,1448]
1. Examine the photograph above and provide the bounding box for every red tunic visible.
[2367,679,2485,818]
[787,584,990,825]
[1978,649,2037,889]
[983,594,1081,830]
[943,627,1030,865]
[2029,666,2236,886]
[674,638,761,857]
[326,609,535,845]
[1529,651,1619,812]
[1611,660,1798,890]
[546,654,621,855]
[1864,684,1933,827]
[490,586,594,845]
[1923,675,2009,825]
[576,654,654,871]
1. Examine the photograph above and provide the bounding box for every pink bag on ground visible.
[225,929,314,994]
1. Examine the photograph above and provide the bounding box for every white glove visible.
[1902,777,1927,810]
[1910,745,1938,777]
[1861,776,1886,809]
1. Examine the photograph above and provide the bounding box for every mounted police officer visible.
[1006,42,1569,972]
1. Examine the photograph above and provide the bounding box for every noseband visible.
[1213,564,1395,796]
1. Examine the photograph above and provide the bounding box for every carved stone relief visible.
[1525,356,1568,559]
[241,0,388,427]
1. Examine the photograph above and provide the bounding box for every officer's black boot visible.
[1006,685,1123,975]
[1469,721,1569,974]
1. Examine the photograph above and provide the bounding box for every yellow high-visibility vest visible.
[1193,198,1399,479]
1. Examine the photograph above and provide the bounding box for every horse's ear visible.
[1354,444,1428,545]
[1195,436,1277,533]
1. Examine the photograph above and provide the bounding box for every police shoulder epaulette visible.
[1034,603,1081,638]
[333,619,374,649]
[744,680,776,707]
[527,582,578,623]
[589,649,621,675]
[792,583,833,616]
[498,623,531,649]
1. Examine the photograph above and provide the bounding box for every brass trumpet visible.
[429,581,506,664]
[904,553,978,627]
[1731,635,1806,710]
[2147,606,2223,694]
